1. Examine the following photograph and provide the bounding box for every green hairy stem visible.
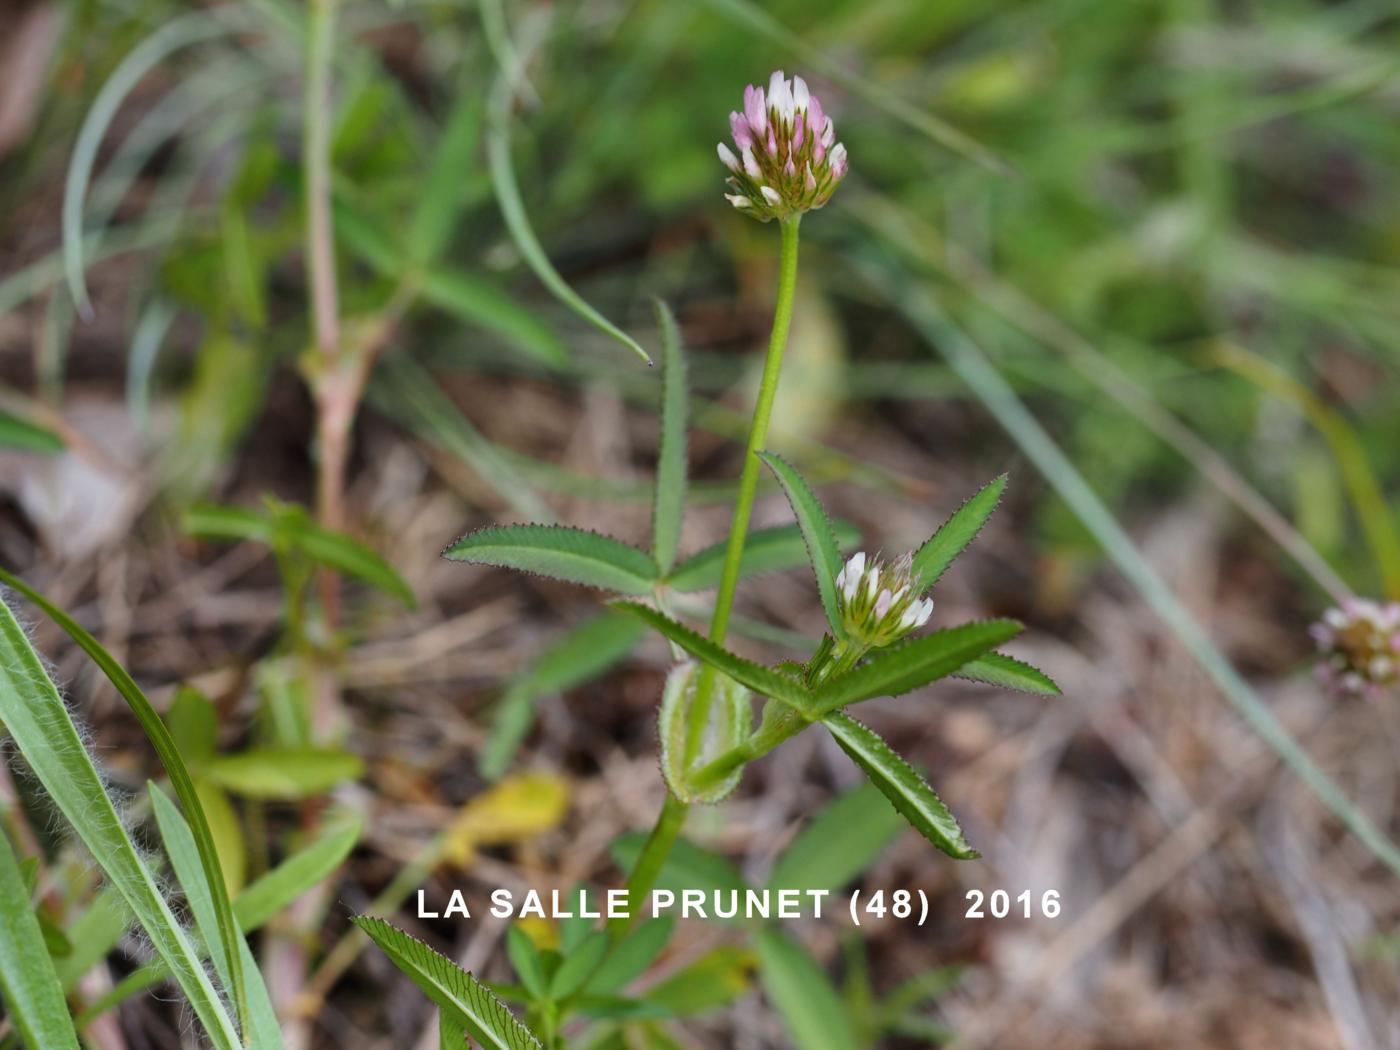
[619,216,803,936]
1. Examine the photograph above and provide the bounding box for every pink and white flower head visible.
[718,71,847,221]
[834,551,933,648]
[1310,597,1400,699]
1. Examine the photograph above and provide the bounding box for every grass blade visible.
[0,592,242,1049]
[958,652,1060,695]
[910,475,1006,590]
[1216,341,1400,598]
[823,712,977,859]
[0,406,64,452]
[483,35,649,364]
[151,786,284,1050]
[651,299,688,573]
[875,287,1400,876]
[757,452,847,637]
[353,916,544,1049]
[63,11,243,314]
[445,524,658,594]
[410,76,484,264]
[0,829,81,1050]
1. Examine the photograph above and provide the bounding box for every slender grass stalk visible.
[619,216,803,937]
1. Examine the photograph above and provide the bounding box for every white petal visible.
[717,143,739,170]
[760,185,781,206]
[792,75,810,111]
[874,589,892,619]
[742,146,760,177]
[725,193,751,208]
[864,566,880,601]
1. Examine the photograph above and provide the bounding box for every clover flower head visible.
[718,71,847,222]
[834,551,933,648]
[1310,597,1400,699]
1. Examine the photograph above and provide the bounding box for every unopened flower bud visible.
[717,71,847,221]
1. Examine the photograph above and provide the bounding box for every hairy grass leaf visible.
[958,651,1061,695]
[651,299,688,574]
[446,525,658,594]
[0,593,243,1049]
[814,620,1022,711]
[757,453,848,638]
[610,602,811,711]
[0,829,81,1050]
[663,520,860,593]
[354,916,544,1049]
[482,611,645,779]
[150,786,283,1050]
[823,713,977,860]
[910,475,1006,591]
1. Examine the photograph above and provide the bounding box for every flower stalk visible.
[618,73,842,939]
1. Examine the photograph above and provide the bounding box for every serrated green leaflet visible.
[0,829,80,1050]
[610,602,811,711]
[0,593,242,1050]
[813,620,1022,711]
[823,713,977,859]
[958,651,1060,695]
[354,916,544,1049]
[651,299,688,574]
[754,928,860,1050]
[756,453,847,638]
[664,520,860,593]
[910,475,1006,591]
[447,525,659,594]
[483,611,644,779]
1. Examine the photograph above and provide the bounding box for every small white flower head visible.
[718,71,848,222]
[1311,597,1400,699]
[835,551,932,647]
